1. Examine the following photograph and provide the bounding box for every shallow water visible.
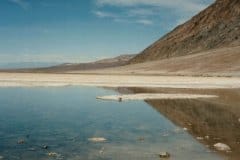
[0,87,222,160]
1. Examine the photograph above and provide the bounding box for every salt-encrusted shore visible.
[0,73,239,89]
[96,93,218,101]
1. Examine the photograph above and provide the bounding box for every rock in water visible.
[99,147,104,155]
[159,152,170,158]
[213,143,231,151]
[17,139,25,144]
[48,152,58,157]
[118,97,122,102]
[137,137,145,142]
[88,137,107,142]
[48,152,64,160]
[28,148,36,151]
[196,137,204,140]
[0,156,4,159]
[42,145,48,149]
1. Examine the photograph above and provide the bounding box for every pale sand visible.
[96,93,218,101]
[0,73,239,89]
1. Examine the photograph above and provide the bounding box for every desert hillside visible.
[130,0,240,64]
[70,46,240,77]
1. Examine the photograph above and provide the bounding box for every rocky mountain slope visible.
[130,0,240,64]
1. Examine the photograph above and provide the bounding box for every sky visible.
[0,0,214,64]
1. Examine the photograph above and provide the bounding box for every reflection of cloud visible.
[8,0,30,10]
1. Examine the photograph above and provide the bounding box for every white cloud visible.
[136,19,153,25]
[96,0,208,14]
[8,0,30,10]
[128,8,157,17]
[94,11,117,18]
[94,0,214,27]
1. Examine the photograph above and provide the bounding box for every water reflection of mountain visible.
[121,88,240,160]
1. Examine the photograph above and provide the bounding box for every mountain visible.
[95,46,239,77]
[0,62,60,69]
[3,54,135,73]
[130,0,240,64]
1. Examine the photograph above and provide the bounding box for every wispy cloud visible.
[94,11,117,18]
[96,0,208,14]
[94,0,213,27]
[136,19,153,25]
[93,10,155,26]
[128,8,157,17]
[8,0,30,10]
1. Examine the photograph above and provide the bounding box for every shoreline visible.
[0,72,239,89]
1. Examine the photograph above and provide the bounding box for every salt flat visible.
[97,93,218,101]
[0,73,239,89]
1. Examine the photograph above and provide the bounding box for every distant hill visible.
[0,62,60,69]
[130,0,240,64]
[2,54,135,73]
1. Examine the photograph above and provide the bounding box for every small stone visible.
[162,133,169,137]
[138,137,145,142]
[48,152,63,160]
[159,152,170,158]
[99,147,104,155]
[118,97,122,102]
[17,139,25,144]
[238,118,240,123]
[28,148,36,151]
[213,143,231,152]
[196,137,204,140]
[88,137,107,142]
[205,135,210,139]
[0,156,4,159]
[183,127,188,131]
[48,152,58,157]
[42,145,48,149]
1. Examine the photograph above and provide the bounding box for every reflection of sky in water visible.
[0,87,222,160]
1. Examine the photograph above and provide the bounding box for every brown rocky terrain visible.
[130,0,240,64]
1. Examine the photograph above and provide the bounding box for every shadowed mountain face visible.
[130,0,240,64]
[121,87,240,160]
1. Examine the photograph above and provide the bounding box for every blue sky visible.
[0,0,214,63]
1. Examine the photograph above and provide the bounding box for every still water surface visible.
[0,87,222,160]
